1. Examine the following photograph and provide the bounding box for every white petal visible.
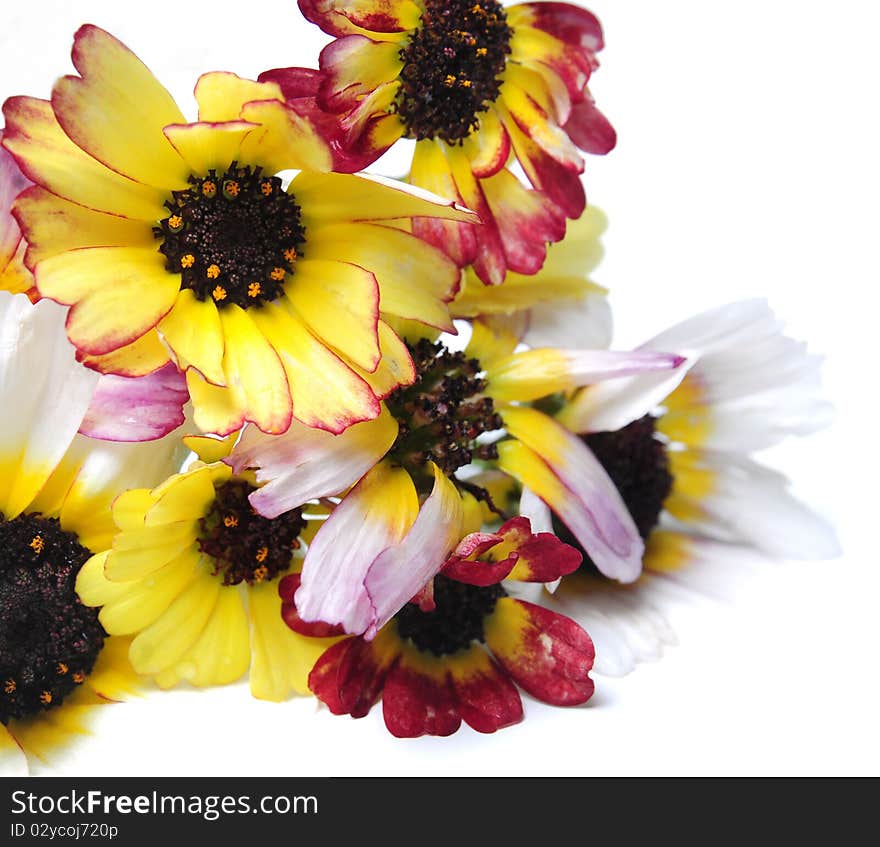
[523,289,613,350]
[229,407,398,518]
[0,293,98,517]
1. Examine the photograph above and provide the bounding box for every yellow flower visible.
[76,436,332,701]
[270,1,616,284]
[2,26,477,437]
[0,293,181,774]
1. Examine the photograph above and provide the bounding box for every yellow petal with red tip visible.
[304,222,458,330]
[219,304,292,435]
[345,320,415,399]
[194,72,284,122]
[153,587,250,688]
[2,96,167,220]
[163,121,256,176]
[250,302,379,434]
[294,171,479,225]
[286,258,380,372]
[79,330,171,377]
[239,99,333,174]
[51,25,189,188]
[249,579,338,700]
[187,368,246,437]
[13,187,155,267]
[158,289,226,385]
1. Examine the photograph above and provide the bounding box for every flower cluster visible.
[0,3,836,772]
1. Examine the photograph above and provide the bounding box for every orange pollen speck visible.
[224,180,240,197]
[253,565,269,582]
[270,267,286,281]
[73,672,86,684]
[461,79,473,88]
[223,514,238,528]
[284,247,297,263]
[476,46,488,56]
[212,285,227,301]
[255,546,269,563]
[206,264,221,279]
[202,181,217,197]
[169,214,184,229]
[444,74,457,87]
[247,282,262,298]
[181,254,195,269]
[4,679,15,694]
[39,691,52,705]
[57,663,69,676]
[29,535,44,555]
[260,181,273,196]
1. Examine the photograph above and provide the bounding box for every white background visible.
[1,0,877,776]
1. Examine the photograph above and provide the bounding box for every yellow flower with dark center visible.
[2,26,478,437]
[265,1,617,284]
[76,436,332,700]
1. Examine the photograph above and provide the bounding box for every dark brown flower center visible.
[155,163,305,309]
[385,339,503,493]
[0,513,103,724]
[394,574,506,657]
[553,416,674,573]
[197,479,305,586]
[395,0,512,143]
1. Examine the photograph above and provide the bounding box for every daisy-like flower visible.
[0,292,184,774]
[282,516,594,737]
[263,0,616,285]
[0,137,32,296]
[76,436,333,702]
[2,26,478,438]
[536,299,840,675]
[229,319,684,638]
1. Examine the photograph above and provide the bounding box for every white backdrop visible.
[1,0,876,776]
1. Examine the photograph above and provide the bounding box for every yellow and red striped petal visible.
[50,26,189,190]
[238,99,333,174]
[484,597,595,706]
[345,321,416,399]
[163,121,256,176]
[2,97,166,220]
[300,0,422,37]
[462,106,511,178]
[318,35,403,112]
[445,647,523,735]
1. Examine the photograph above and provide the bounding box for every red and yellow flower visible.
[283,516,594,737]
[2,25,478,438]
[263,0,616,285]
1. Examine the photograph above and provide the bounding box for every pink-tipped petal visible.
[0,139,29,270]
[363,467,464,638]
[521,3,605,57]
[228,407,398,519]
[78,362,188,442]
[564,94,617,155]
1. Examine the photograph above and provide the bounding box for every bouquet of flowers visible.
[0,0,837,773]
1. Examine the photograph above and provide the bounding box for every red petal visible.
[258,67,321,99]
[382,656,461,738]
[299,0,416,37]
[495,517,583,582]
[564,95,617,155]
[309,632,399,717]
[279,573,347,638]
[486,598,595,706]
[450,652,523,734]
[525,2,605,58]
[441,555,516,586]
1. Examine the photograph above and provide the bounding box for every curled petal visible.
[79,362,188,442]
